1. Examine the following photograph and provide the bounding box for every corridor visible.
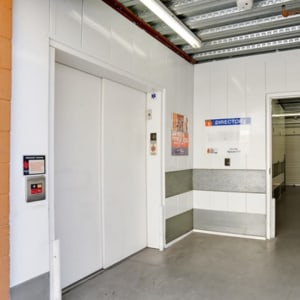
[63,187,300,300]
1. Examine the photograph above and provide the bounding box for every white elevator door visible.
[54,63,102,288]
[103,79,147,268]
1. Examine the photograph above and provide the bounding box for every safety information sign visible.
[23,155,46,176]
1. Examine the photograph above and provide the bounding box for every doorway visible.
[54,63,148,290]
[267,94,300,238]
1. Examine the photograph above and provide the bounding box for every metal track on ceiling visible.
[116,0,300,63]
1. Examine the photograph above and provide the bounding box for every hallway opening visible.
[271,97,300,238]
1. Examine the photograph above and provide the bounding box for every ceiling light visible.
[138,0,202,48]
[272,112,300,117]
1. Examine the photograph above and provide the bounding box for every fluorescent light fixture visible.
[272,112,300,117]
[139,0,201,48]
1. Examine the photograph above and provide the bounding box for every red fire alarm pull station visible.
[26,176,46,202]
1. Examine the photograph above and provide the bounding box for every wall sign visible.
[171,112,189,156]
[205,117,251,127]
[23,155,46,176]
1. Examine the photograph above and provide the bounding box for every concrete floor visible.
[63,186,300,300]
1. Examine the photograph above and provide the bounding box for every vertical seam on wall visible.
[81,0,84,49]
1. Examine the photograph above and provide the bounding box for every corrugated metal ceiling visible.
[117,0,300,63]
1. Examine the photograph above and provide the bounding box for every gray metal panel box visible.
[26,175,46,202]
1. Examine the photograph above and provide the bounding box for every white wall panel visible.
[10,0,50,287]
[110,17,134,73]
[210,62,227,117]
[177,192,193,215]
[211,191,228,211]
[165,197,178,219]
[228,192,246,213]
[246,101,266,169]
[245,58,265,169]
[82,0,111,60]
[245,56,265,97]
[286,50,300,91]
[227,62,248,169]
[194,191,261,214]
[265,52,286,93]
[246,193,266,214]
[194,63,211,117]
[193,190,212,210]
[227,62,246,117]
[193,64,211,168]
[165,192,193,219]
[132,31,151,77]
[52,0,82,48]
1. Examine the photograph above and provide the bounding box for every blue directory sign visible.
[205,117,251,127]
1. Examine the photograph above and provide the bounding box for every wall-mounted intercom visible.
[26,175,46,202]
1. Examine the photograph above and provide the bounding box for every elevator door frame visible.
[266,91,300,239]
[48,43,165,300]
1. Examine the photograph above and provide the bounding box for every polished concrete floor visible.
[63,187,300,300]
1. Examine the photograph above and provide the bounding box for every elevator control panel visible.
[150,132,157,155]
[26,175,46,202]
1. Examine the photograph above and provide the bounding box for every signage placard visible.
[205,117,251,127]
[23,155,46,176]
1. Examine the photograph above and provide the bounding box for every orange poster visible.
[171,113,189,155]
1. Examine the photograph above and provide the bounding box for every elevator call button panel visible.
[26,175,46,202]
[150,132,157,155]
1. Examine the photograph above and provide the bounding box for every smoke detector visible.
[236,0,253,10]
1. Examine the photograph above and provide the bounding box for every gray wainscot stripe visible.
[194,209,266,237]
[165,169,193,198]
[166,209,193,243]
[10,272,49,300]
[193,169,266,193]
